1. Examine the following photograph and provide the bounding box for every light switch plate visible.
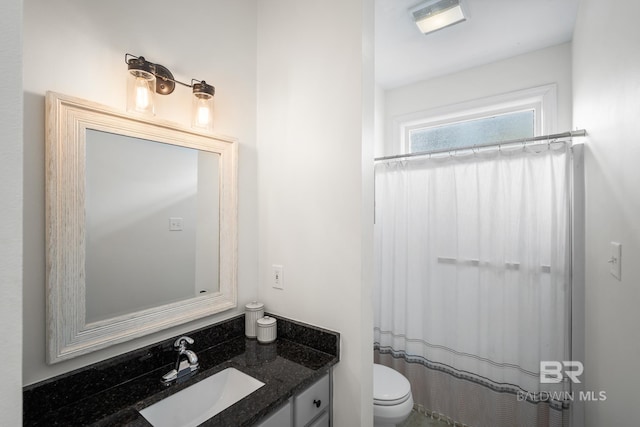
[610,242,622,281]
[272,265,284,290]
[169,217,183,231]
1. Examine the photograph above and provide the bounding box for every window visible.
[409,109,535,153]
[392,84,557,155]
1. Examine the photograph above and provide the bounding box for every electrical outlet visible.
[272,265,284,290]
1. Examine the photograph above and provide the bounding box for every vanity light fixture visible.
[191,80,215,132]
[126,55,157,116]
[125,53,216,131]
[410,0,466,35]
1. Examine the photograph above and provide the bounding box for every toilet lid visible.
[373,364,411,406]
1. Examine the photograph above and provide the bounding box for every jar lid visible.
[245,301,264,311]
[257,316,276,327]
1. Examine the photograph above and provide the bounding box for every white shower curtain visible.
[374,143,572,427]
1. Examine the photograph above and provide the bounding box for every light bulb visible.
[135,77,151,110]
[196,98,211,126]
[191,90,214,132]
[126,66,156,116]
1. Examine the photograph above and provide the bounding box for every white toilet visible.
[373,363,414,427]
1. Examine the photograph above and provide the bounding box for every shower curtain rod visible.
[374,129,587,162]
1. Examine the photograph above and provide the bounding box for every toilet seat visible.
[373,364,411,407]
[374,392,411,406]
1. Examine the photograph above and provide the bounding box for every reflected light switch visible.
[610,241,622,281]
[169,217,183,231]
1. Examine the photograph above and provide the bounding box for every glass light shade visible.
[192,93,214,132]
[412,0,466,35]
[415,6,465,33]
[127,69,156,116]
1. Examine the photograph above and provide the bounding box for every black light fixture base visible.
[193,80,215,98]
[154,64,176,95]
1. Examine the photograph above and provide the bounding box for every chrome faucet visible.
[162,336,199,383]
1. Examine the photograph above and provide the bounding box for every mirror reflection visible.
[85,130,220,323]
[46,92,237,363]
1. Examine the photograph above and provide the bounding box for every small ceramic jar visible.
[257,316,277,344]
[245,301,264,338]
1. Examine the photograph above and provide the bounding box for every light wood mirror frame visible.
[45,92,238,363]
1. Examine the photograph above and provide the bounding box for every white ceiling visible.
[375,0,581,89]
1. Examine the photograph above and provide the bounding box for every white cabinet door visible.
[308,411,329,427]
[294,375,329,427]
[256,400,292,427]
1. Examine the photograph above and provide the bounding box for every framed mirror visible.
[45,92,237,363]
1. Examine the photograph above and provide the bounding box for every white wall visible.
[573,0,640,425]
[23,0,258,385]
[381,42,573,157]
[374,84,386,160]
[0,0,23,423]
[256,0,374,425]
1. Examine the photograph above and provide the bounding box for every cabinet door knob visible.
[313,399,321,408]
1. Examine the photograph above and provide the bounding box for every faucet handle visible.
[174,336,194,350]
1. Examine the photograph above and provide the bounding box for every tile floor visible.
[398,410,452,427]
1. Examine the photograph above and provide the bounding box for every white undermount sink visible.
[139,367,265,427]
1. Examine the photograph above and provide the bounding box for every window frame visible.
[391,84,557,155]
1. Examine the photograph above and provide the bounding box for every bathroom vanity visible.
[32,93,339,426]
[257,373,330,427]
[23,314,339,426]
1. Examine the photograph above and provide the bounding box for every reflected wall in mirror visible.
[85,130,220,323]
[46,92,237,363]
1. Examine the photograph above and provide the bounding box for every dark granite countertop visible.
[24,314,339,427]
